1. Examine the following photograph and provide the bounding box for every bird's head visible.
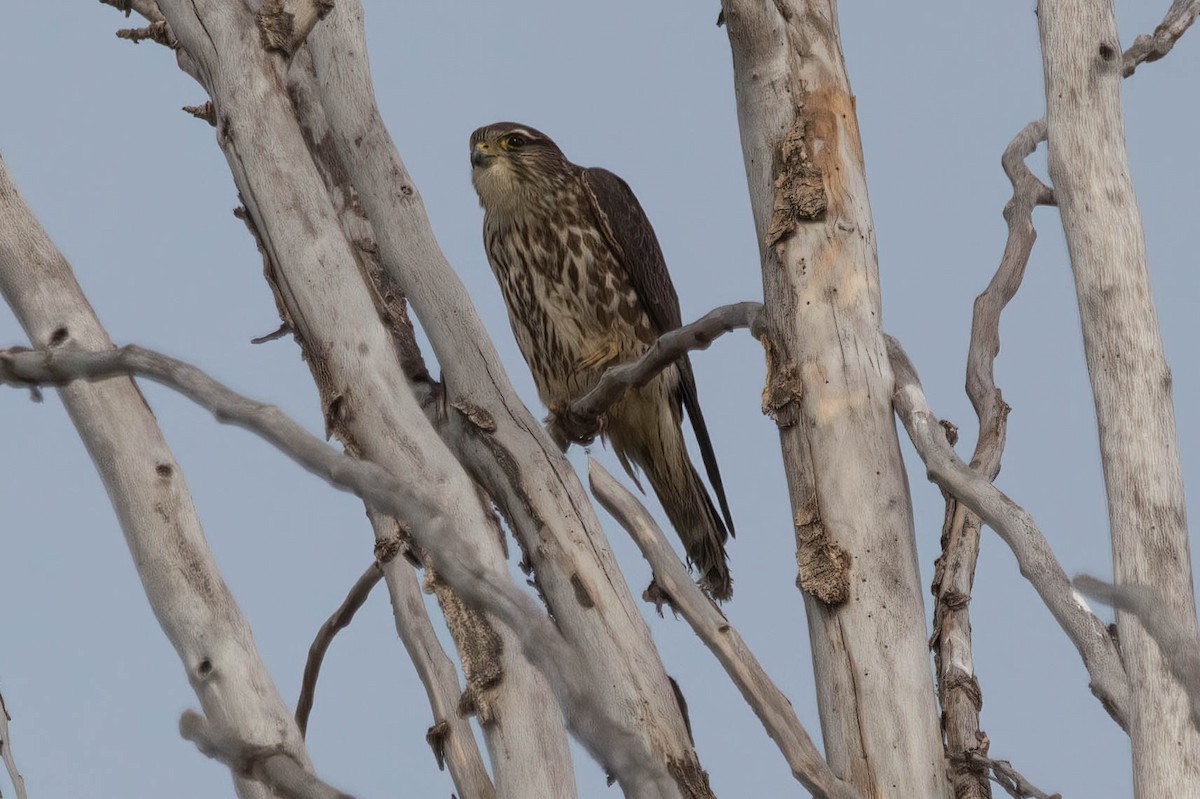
[469,122,569,213]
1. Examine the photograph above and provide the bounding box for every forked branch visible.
[588,458,861,799]
[180,710,353,799]
[1123,0,1200,77]
[0,344,675,792]
[885,336,1131,726]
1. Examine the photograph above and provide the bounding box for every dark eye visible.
[506,135,527,149]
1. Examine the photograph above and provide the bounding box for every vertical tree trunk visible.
[722,2,948,796]
[1039,2,1200,794]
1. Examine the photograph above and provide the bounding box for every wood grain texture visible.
[1040,1,1200,794]
[721,2,948,796]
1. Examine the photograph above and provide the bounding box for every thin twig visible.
[0,344,675,791]
[550,301,765,448]
[0,690,28,799]
[588,457,861,799]
[179,710,353,799]
[1076,575,1200,734]
[296,562,383,736]
[885,335,1131,726]
[1123,0,1200,77]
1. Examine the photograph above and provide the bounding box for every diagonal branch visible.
[180,710,353,799]
[0,690,28,799]
[1076,575,1200,734]
[550,301,766,448]
[295,562,383,737]
[1123,0,1200,77]
[588,458,861,799]
[0,343,676,793]
[961,753,1060,799]
[885,335,1131,726]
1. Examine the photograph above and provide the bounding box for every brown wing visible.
[581,167,735,536]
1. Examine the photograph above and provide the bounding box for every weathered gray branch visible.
[933,118,1055,799]
[296,563,383,737]
[1076,575,1200,735]
[179,710,353,799]
[0,152,323,799]
[550,302,765,448]
[0,690,28,799]
[0,342,675,796]
[1122,0,1200,77]
[135,1,579,793]
[722,2,947,793]
[961,753,1060,799]
[589,459,860,799]
[885,335,1131,725]
[1040,1,1199,792]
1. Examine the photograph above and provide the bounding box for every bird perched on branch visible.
[469,122,736,599]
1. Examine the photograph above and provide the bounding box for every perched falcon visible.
[469,122,736,599]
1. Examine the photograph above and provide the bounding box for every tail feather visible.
[640,425,733,601]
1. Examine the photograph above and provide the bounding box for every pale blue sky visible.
[1,2,1197,797]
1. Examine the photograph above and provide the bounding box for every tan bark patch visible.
[793,501,850,604]
[425,567,504,724]
[760,336,803,428]
[666,752,716,799]
[766,114,827,248]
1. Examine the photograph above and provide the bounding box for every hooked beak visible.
[471,142,495,168]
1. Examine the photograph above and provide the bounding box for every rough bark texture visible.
[721,2,947,796]
[306,3,706,794]
[148,1,577,795]
[0,155,316,799]
[1039,2,1200,794]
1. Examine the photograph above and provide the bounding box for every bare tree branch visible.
[1076,575,1200,734]
[179,710,354,799]
[933,118,1054,799]
[0,343,677,795]
[960,753,1060,799]
[884,335,1131,725]
[550,302,765,448]
[295,563,383,737]
[588,458,861,799]
[369,518,496,799]
[1123,0,1200,77]
[0,690,28,799]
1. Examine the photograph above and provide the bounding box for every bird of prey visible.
[469,122,736,599]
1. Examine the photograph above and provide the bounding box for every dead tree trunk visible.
[721,2,947,795]
[1039,1,1200,795]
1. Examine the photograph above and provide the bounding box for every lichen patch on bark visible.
[793,501,850,604]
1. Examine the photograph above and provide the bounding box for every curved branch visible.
[0,343,676,795]
[935,118,1053,798]
[1123,0,1200,77]
[885,335,1131,726]
[550,302,766,448]
[1076,575,1200,734]
[295,562,383,736]
[179,710,353,799]
[588,458,861,799]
